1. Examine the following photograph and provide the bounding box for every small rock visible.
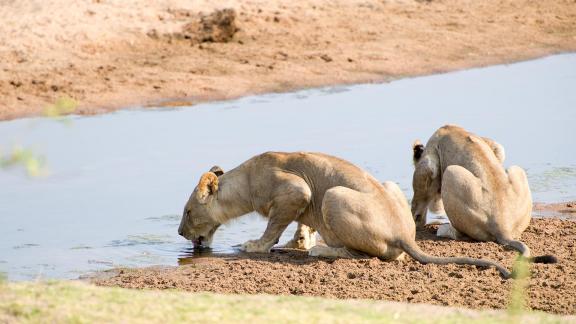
[448,272,463,279]
[181,8,238,43]
[320,54,332,62]
[10,80,22,87]
[275,51,288,60]
[147,29,159,39]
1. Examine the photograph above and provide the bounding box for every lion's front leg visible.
[281,223,316,250]
[240,214,289,253]
[240,175,312,253]
[240,239,275,253]
[437,223,466,240]
[240,208,305,253]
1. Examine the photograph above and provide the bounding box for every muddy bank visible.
[534,201,576,216]
[93,219,576,315]
[2,0,576,120]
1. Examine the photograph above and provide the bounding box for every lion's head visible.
[178,166,224,248]
[411,141,441,228]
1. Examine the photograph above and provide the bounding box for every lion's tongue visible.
[193,238,202,247]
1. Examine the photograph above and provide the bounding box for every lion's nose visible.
[178,228,183,236]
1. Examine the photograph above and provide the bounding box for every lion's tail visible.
[496,237,557,264]
[398,240,512,279]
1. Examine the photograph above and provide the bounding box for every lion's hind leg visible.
[441,165,491,241]
[506,166,532,238]
[318,186,404,260]
[308,245,358,258]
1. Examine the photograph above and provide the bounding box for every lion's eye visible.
[186,210,191,218]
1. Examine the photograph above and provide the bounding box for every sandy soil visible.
[93,218,576,315]
[1,0,575,120]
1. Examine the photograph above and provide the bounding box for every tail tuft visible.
[530,255,558,264]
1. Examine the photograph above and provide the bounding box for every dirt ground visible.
[1,0,576,120]
[93,218,576,315]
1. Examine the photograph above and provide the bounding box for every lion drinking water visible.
[411,125,556,264]
[178,151,513,278]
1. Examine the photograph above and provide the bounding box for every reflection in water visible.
[177,246,219,265]
[0,54,575,280]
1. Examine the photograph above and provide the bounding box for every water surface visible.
[0,54,575,280]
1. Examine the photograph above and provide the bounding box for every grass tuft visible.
[43,96,78,118]
[508,256,531,315]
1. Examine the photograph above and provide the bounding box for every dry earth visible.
[1,0,576,120]
[94,218,576,315]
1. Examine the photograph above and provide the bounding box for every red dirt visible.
[93,218,576,315]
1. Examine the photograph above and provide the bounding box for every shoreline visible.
[533,201,576,216]
[130,51,576,111]
[2,0,575,120]
[93,217,576,315]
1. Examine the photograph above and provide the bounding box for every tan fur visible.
[282,223,317,250]
[411,125,533,257]
[179,151,512,278]
[196,172,219,203]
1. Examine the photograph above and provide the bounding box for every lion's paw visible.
[240,240,271,253]
[308,245,325,257]
[437,224,461,240]
[309,246,352,258]
[282,236,316,250]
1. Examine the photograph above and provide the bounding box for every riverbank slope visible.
[1,0,575,120]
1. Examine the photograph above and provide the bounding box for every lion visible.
[178,151,513,278]
[411,125,556,263]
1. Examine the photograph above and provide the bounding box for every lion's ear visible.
[412,140,425,165]
[196,172,219,203]
[209,166,224,177]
